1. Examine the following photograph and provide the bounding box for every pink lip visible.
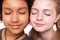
[35,23,44,27]
[11,25,20,29]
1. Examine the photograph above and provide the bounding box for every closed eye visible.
[44,13,51,16]
[43,9,52,16]
[31,8,38,15]
[3,8,12,15]
[31,12,37,15]
[19,12,26,14]
[5,12,11,15]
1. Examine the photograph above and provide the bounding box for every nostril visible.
[37,18,43,21]
[12,19,19,23]
[11,16,19,23]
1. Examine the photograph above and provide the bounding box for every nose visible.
[37,13,43,21]
[11,13,19,23]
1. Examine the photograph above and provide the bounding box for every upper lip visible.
[35,23,44,25]
[11,25,20,26]
[36,23,44,24]
[36,23,44,25]
[9,24,22,26]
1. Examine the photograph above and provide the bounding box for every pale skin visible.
[30,0,59,40]
[2,0,29,40]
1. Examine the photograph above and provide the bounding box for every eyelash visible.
[31,12,51,16]
[32,13,37,15]
[5,12,11,15]
[44,11,51,16]
[45,13,51,16]
[5,12,26,15]
[19,12,26,14]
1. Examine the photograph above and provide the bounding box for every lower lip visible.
[11,26,19,29]
[36,23,44,27]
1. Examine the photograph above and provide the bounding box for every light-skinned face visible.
[30,0,59,32]
[2,0,29,34]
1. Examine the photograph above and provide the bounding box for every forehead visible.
[3,0,26,2]
[32,0,56,10]
[3,0,26,3]
[2,0,27,8]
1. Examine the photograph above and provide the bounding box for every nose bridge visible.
[12,12,18,22]
[37,11,43,21]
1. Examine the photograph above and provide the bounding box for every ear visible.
[55,14,60,23]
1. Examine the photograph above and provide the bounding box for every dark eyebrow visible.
[18,7,28,10]
[3,7,28,10]
[3,8,11,11]
[31,8,39,12]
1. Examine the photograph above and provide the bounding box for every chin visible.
[34,28,47,33]
[10,30,22,35]
[12,32,21,35]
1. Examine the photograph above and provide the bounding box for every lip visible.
[35,23,44,27]
[10,25,21,29]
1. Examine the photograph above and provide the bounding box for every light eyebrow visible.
[43,9,53,11]
[31,8,39,12]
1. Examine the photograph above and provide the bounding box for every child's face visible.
[30,0,59,32]
[2,0,29,34]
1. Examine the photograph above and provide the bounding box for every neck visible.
[39,27,55,40]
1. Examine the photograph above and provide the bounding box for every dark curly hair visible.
[0,0,33,21]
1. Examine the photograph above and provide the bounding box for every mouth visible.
[10,24,22,29]
[35,23,44,27]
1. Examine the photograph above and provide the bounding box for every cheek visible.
[30,15,36,23]
[44,16,56,26]
[19,14,29,23]
[2,15,11,22]
[2,15,11,28]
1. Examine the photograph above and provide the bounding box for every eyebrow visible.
[43,9,53,11]
[31,8,39,12]
[3,8,11,10]
[18,7,28,10]
[3,7,28,10]
[32,8,53,12]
